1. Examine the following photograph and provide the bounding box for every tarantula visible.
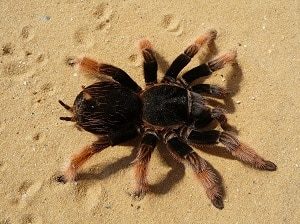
[57,30,276,209]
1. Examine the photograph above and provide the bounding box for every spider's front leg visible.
[139,39,158,86]
[162,29,217,83]
[132,130,158,197]
[164,131,224,209]
[74,57,142,93]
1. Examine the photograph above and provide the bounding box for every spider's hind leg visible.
[164,131,224,209]
[185,129,277,171]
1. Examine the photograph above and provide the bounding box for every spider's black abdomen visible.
[142,84,188,126]
[74,81,142,135]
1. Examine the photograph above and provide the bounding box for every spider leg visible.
[57,138,110,183]
[179,51,237,87]
[162,29,217,83]
[76,57,142,93]
[163,131,224,209]
[139,39,158,86]
[57,124,139,183]
[185,129,277,171]
[210,107,232,130]
[191,84,229,98]
[189,92,231,130]
[132,131,158,197]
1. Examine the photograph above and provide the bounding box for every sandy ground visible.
[0,0,299,223]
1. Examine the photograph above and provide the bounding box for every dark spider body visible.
[73,81,142,142]
[58,30,276,209]
[142,84,189,127]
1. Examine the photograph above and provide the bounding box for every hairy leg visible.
[185,129,277,171]
[164,131,224,209]
[179,51,236,86]
[162,29,217,82]
[191,84,229,98]
[132,131,158,197]
[75,57,142,93]
[139,39,158,86]
[219,132,277,170]
[57,138,110,183]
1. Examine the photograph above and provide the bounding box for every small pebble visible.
[251,96,256,100]
[236,100,241,104]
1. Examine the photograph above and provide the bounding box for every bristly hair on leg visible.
[138,38,153,51]
[77,57,101,74]
[195,29,217,46]
[185,151,224,209]
[208,51,237,71]
[184,29,218,58]
[132,144,154,197]
[219,132,277,171]
[57,138,110,183]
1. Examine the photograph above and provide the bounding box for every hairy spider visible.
[57,30,276,209]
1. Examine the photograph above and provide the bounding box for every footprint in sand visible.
[1,43,14,55]
[21,25,35,41]
[92,2,113,31]
[128,53,143,68]
[1,59,30,78]
[18,180,43,208]
[161,14,183,36]
[83,182,108,214]
[73,27,95,48]
[20,214,42,224]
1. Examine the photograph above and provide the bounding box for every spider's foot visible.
[211,195,224,210]
[262,160,277,171]
[55,175,67,184]
[132,191,146,200]
[132,186,149,200]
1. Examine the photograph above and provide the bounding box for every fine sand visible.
[0,0,299,223]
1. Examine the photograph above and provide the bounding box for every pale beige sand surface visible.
[0,0,299,223]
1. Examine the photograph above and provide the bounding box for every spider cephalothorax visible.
[58,30,276,209]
